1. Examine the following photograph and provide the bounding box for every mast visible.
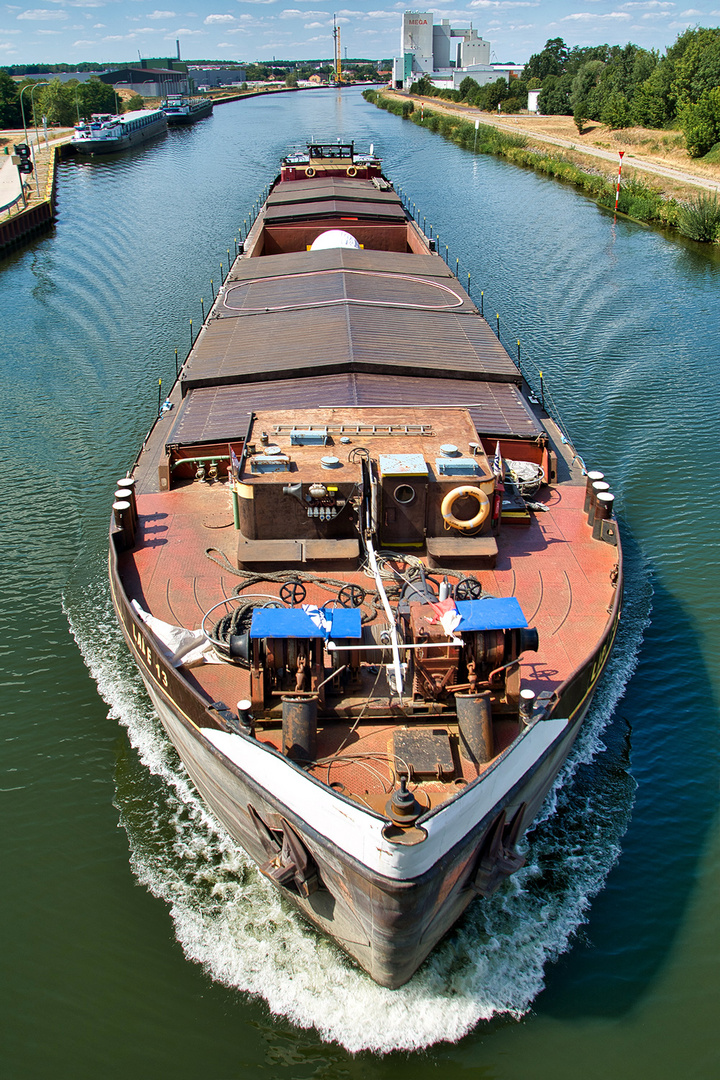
[333,15,342,83]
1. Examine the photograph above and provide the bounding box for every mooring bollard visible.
[583,471,605,513]
[587,480,610,525]
[112,500,135,550]
[456,691,493,765]
[593,491,615,540]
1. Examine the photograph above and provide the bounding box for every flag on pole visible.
[492,441,505,489]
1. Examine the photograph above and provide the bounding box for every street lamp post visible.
[19,81,49,176]
[30,82,48,157]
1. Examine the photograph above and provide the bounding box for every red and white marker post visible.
[614,150,625,212]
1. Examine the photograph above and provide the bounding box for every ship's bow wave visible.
[64,558,648,1052]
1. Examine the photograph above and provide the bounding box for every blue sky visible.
[2,2,719,66]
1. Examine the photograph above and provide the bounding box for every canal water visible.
[2,87,719,1077]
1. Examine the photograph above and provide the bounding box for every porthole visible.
[394,484,416,505]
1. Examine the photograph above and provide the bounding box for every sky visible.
[1,1,719,67]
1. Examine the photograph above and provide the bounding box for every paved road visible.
[391,93,720,196]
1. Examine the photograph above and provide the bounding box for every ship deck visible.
[116,469,617,812]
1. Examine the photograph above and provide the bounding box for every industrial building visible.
[392,12,522,92]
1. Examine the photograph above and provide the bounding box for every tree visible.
[458,76,479,101]
[680,86,720,157]
[483,78,510,110]
[632,62,675,128]
[601,91,632,129]
[77,78,116,118]
[570,59,605,118]
[285,73,298,88]
[525,37,569,81]
[537,74,572,115]
[0,70,21,127]
[35,79,77,127]
[672,27,720,109]
[124,94,145,112]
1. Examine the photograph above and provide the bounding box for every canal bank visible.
[0,132,73,256]
[366,90,720,244]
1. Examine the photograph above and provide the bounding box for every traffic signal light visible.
[14,143,30,159]
[18,160,34,174]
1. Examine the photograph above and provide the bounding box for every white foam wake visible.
[65,559,649,1053]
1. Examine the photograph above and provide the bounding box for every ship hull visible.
[164,102,213,125]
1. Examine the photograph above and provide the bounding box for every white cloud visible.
[148,9,175,18]
[172,26,204,34]
[561,10,632,19]
[17,8,68,19]
[205,12,235,21]
[469,1,540,8]
[280,7,329,15]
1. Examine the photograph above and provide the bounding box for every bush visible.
[677,193,720,241]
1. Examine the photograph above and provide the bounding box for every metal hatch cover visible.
[393,728,455,780]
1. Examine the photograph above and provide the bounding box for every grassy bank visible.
[363,90,720,244]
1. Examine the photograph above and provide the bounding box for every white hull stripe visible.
[186,717,569,879]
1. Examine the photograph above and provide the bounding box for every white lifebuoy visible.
[441,486,490,532]
[347,166,357,177]
[305,167,315,177]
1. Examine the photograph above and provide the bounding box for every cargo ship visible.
[108,141,622,988]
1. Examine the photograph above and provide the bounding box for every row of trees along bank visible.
[0,72,127,127]
[362,90,720,244]
[408,26,720,159]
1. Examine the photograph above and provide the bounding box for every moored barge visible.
[108,141,622,988]
[161,95,214,125]
[72,109,167,155]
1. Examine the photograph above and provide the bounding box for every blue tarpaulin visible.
[250,606,362,640]
[455,597,528,631]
